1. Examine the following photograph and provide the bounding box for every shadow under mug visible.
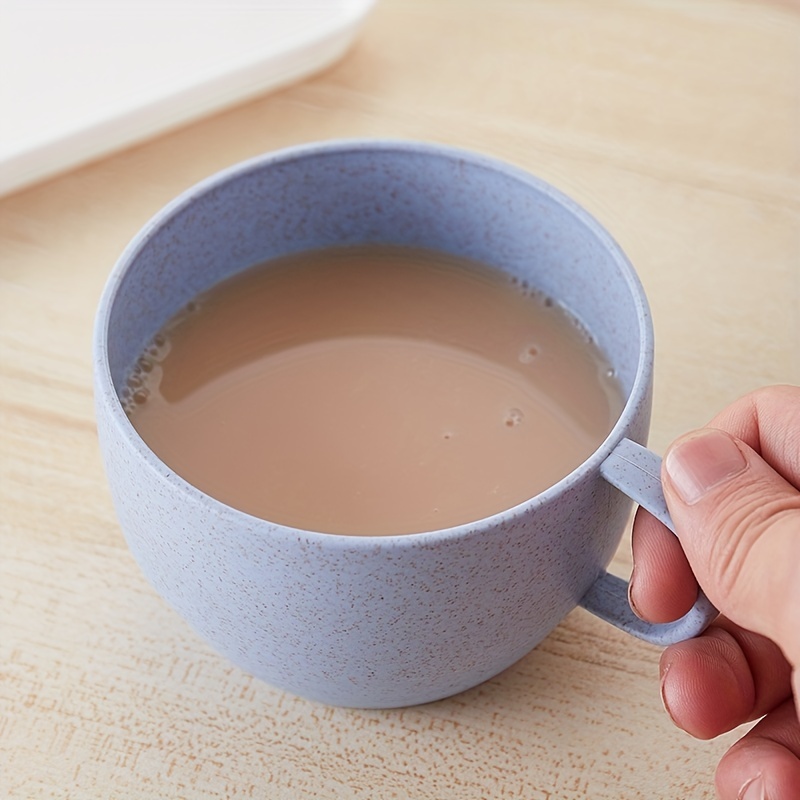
[93,140,716,708]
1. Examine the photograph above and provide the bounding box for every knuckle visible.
[704,488,800,610]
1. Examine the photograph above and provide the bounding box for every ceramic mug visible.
[93,140,716,708]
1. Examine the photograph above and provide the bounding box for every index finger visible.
[705,384,800,486]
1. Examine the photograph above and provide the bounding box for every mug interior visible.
[100,141,649,501]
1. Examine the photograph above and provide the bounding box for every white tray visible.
[0,1,376,196]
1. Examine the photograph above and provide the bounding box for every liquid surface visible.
[125,245,624,535]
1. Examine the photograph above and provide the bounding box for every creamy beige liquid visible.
[124,245,623,535]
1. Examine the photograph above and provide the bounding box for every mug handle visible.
[579,438,718,645]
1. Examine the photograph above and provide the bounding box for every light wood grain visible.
[1,1,798,798]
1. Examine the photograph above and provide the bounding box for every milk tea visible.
[123,245,623,535]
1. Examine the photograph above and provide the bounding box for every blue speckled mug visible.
[93,140,716,708]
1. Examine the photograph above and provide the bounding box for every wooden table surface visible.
[2,2,798,798]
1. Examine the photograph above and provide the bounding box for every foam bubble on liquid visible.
[120,332,172,416]
[504,408,524,427]
[519,343,540,364]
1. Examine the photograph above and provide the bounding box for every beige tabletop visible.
[1,2,798,798]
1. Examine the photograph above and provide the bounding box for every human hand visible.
[629,385,800,799]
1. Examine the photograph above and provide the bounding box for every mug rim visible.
[93,138,654,547]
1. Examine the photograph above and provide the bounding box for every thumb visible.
[662,427,800,667]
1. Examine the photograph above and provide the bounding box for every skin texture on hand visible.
[629,385,800,799]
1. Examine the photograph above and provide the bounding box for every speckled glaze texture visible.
[94,141,712,708]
